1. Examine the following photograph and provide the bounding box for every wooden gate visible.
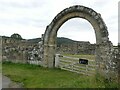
[55,54,96,76]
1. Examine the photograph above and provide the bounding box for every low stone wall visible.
[2,37,43,65]
[2,36,96,64]
[2,38,37,63]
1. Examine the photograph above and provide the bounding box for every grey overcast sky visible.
[0,0,119,45]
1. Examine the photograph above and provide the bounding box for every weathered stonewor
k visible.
[42,5,118,83]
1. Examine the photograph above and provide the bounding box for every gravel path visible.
[2,75,23,88]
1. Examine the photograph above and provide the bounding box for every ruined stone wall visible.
[2,36,96,63]
[116,45,120,85]
[57,41,95,55]
[2,36,38,63]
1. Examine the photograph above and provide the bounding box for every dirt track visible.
[2,75,23,88]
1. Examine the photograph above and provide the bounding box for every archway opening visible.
[55,18,96,71]
[56,18,96,65]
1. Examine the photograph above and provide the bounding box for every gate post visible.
[55,54,60,68]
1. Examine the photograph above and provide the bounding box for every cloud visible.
[0,23,44,39]
[0,0,119,45]
[58,18,96,43]
[118,1,120,43]
[0,0,46,8]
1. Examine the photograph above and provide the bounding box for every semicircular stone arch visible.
[43,5,113,78]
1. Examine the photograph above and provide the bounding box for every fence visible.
[55,54,96,76]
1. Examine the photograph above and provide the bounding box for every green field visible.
[2,62,118,88]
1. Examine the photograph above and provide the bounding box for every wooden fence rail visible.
[55,54,96,76]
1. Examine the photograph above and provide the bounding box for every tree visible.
[11,33,22,40]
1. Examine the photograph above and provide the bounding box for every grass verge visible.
[2,61,119,88]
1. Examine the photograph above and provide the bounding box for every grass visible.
[2,61,119,88]
[0,62,2,73]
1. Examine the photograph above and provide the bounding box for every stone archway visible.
[43,5,113,78]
